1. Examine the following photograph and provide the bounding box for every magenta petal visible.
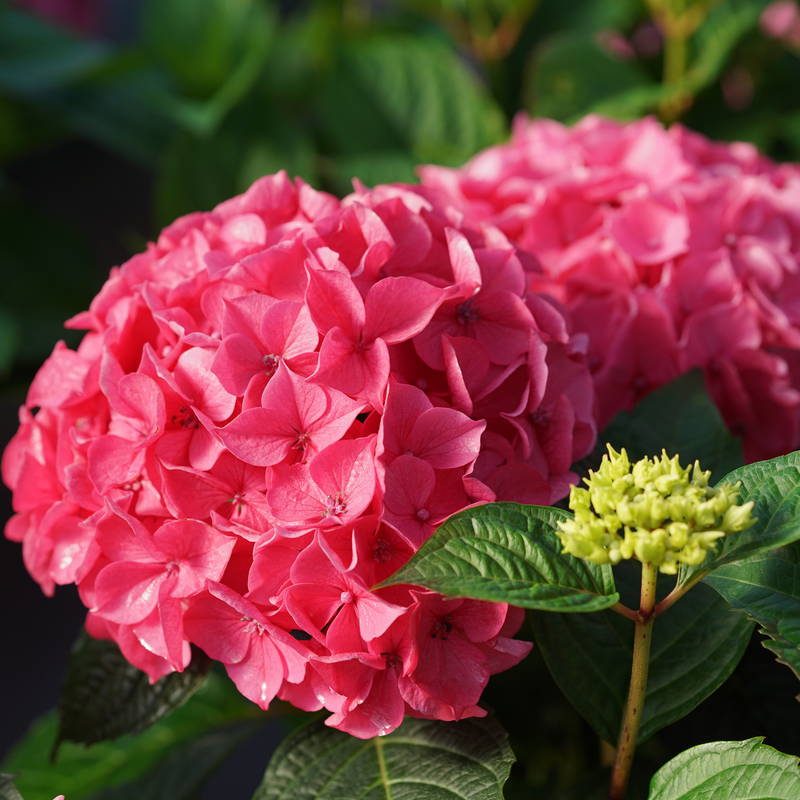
[212,334,266,397]
[95,561,166,624]
[408,408,486,469]
[363,277,448,344]
[261,301,319,359]
[305,267,366,337]
[312,328,390,402]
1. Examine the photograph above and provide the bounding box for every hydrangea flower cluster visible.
[2,171,598,738]
[556,446,755,574]
[419,114,800,462]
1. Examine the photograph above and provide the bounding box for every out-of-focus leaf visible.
[1,670,260,800]
[380,503,620,612]
[320,33,506,185]
[57,633,212,747]
[705,541,800,686]
[524,31,653,122]
[685,0,771,94]
[531,563,754,746]
[156,109,318,225]
[86,721,264,800]
[601,370,744,484]
[142,0,275,99]
[648,738,800,800]
[521,0,640,35]
[253,714,514,799]
[328,151,424,192]
[0,8,110,94]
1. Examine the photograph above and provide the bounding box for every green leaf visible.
[86,721,264,800]
[253,714,514,800]
[324,151,420,196]
[57,632,212,747]
[320,35,506,165]
[1,671,260,800]
[685,0,771,95]
[155,108,318,225]
[648,738,800,800]
[0,775,25,800]
[378,502,619,612]
[524,31,653,122]
[600,369,744,484]
[704,540,800,686]
[142,0,274,99]
[680,451,800,590]
[0,8,110,95]
[531,564,754,746]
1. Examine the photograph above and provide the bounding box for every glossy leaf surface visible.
[648,738,800,800]
[253,715,513,800]
[380,503,619,612]
[531,565,753,745]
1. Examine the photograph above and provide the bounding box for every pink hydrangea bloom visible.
[419,114,800,462]
[4,171,598,737]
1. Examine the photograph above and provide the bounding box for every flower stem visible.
[607,562,658,800]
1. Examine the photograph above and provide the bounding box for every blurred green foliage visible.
[0,0,797,379]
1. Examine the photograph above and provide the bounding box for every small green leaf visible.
[704,541,800,686]
[378,503,619,612]
[57,632,212,746]
[524,31,652,122]
[0,774,25,800]
[648,738,800,800]
[86,721,264,800]
[1,671,260,800]
[531,564,754,746]
[600,370,744,484]
[253,714,514,800]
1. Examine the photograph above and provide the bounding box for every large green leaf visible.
[379,503,619,612]
[681,450,800,589]
[253,714,514,800]
[648,738,800,800]
[320,35,506,172]
[1,671,260,800]
[57,633,212,747]
[86,721,264,800]
[704,541,800,686]
[600,369,744,484]
[524,31,653,122]
[531,564,754,746]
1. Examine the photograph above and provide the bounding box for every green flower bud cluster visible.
[556,446,755,574]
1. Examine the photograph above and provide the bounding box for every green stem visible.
[607,562,658,800]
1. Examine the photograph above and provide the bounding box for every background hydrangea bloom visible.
[2,171,597,738]
[419,114,800,462]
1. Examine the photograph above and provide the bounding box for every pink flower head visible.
[420,116,800,460]
[4,168,596,729]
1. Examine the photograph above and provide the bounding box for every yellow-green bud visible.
[555,445,756,574]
